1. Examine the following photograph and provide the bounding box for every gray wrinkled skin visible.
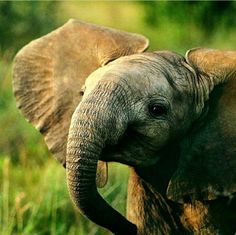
[13,19,236,235]
[67,50,236,234]
[83,52,199,166]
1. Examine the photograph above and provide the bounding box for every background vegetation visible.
[0,2,236,235]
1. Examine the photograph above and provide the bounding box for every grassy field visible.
[0,155,129,235]
[1,2,236,235]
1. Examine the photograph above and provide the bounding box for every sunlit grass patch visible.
[0,155,129,235]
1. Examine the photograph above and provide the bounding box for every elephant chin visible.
[100,127,160,167]
[101,144,159,167]
[66,82,137,234]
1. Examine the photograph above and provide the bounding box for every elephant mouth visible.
[100,126,160,167]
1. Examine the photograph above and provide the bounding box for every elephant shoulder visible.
[167,81,236,202]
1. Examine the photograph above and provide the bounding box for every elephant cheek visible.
[137,122,171,150]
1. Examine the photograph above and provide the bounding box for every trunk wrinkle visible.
[66,81,136,234]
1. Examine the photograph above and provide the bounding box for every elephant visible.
[13,19,236,235]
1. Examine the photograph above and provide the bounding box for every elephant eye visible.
[148,103,168,118]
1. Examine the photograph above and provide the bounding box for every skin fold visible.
[72,52,236,234]
[13,20,236,234]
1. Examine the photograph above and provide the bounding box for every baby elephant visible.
[13,19,236,234]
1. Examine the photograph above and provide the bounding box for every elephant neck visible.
[127,157,236,234]
[127,143,184,234]
[134,143,181,195]
[127,168,186,235]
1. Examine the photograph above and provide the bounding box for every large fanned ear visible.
[167,48,236,202]
[13,19,149,167]
[186,48,236,81]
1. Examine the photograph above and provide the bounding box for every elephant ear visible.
[167,48,236,202]
[13,19,149,170]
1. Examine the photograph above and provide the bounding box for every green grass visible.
[0,156,129,235]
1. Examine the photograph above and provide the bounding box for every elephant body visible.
[127,77,236,234]
[128,164,236,235]
[13,20,236,235]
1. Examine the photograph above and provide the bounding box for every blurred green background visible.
[0,1,236,235]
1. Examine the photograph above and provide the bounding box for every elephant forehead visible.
[85,55,174,96]
[105,52,188,90]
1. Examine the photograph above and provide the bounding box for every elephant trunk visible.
[66,82,137,234]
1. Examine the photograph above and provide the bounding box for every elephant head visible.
[13,19,236,234]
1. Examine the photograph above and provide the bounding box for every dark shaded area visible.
[0,1,59,54]
[141,2,236,34]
